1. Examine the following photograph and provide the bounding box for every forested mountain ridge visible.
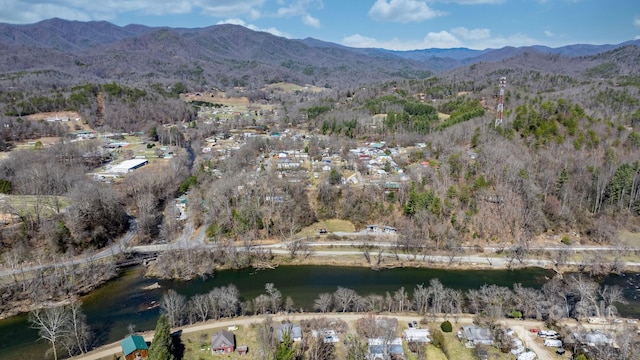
[1,18,638,90]
[0,20,433,88]
[0,17,153,50]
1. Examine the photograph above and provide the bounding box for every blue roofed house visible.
[121,335,149,360]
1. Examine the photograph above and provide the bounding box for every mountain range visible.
[1,18,639,88]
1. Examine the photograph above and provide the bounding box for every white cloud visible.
[544,30,555,37]
[342,28,539,50]
[217,18,291,38]
[0,0,266,24]
[342,32,460,50]
[433,0,505,3]
[276,0,323,17]
[369,0,446,23]
[0,2,94,23]
[341,34,379,48]
[274,0,323,27]
[451,27,490,40]
[479,33,539,49]
[302,14,321,28]
[423,31,462,48]
[634,16,640,28]
[194,0,266,18]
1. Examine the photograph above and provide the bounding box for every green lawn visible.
[298,219,357,237]
[180,324,259,360]
[619,230,640,247]
[0,194,70,218]
[425,345,448,360]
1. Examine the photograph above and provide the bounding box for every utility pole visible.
[495,76,506,128]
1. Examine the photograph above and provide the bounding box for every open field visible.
[24,111,92,131]
[263,82,328,93]
[182,92,250,106]
[620,231,640,247]
[179,323,260,360]
[0,194,69,218]
[298,219,356,237]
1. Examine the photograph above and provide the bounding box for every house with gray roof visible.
[461,326,493,347]
[211,330,235,354]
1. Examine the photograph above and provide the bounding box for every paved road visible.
[0,218,138,278]
[3,220,640,279]
[3,232,640,278]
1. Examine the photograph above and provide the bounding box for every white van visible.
[543,339,562,347]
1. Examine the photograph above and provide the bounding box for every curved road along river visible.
[72,313,563,360]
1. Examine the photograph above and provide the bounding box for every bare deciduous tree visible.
[314,293,333,313]
[29,306,71,360]
[160,289,187,328]
[333,287,359,313]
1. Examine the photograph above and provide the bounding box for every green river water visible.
[1,265,634,359]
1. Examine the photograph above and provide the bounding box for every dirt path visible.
[510,324,554,360]
[70,314,561,360]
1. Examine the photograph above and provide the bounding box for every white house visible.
[403,328,430,343]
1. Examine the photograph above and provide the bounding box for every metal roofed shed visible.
[110,159,149,174]
[461,325,494,347]
[121,335,148,360]
[403,328,430,342]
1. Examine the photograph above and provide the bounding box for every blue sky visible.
[3,0,639,50]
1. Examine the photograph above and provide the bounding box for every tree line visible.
[152,275,624,329]
[30,273,629,360]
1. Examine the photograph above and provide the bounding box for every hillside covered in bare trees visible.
[0,19,639,282]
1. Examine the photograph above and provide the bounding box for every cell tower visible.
[494,76,506,127]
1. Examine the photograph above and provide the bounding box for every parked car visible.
[407,322,413,328]
[529,328,539,333]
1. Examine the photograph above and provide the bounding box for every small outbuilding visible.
[121,335,148,360]
[404,328,430,343]
[211,330,235,354]
[277,323,303,342]
[461,326,493,347]
[366,224,379,232]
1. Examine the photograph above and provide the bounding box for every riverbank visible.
[3,240,639,322]
[3,264,637,360]
[140,244,581,280]
[0,265,118,320]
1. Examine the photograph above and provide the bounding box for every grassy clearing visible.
[263,82,327,93]
[180,324,260,360]
[0,194,70,217]
[425,345,448,359]
[442,332,476,359]
[298,219,356,237]
[620,230,640,247]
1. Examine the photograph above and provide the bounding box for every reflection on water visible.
[3,265,637,359]
[603,272,640,317]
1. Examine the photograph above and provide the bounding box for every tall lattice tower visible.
[495,76,506,127]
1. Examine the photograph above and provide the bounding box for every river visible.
[0,265,634,359]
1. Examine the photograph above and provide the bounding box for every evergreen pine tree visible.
[275,332,296,360]
[148,314,175,360]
